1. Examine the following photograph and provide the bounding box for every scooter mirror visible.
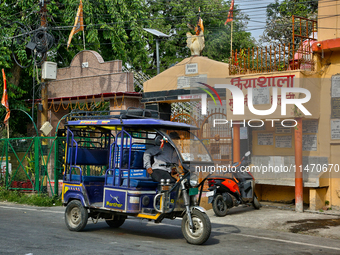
[245,151,251,157]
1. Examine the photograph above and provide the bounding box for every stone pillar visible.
[50,108,69,136]
[309,188,327,210]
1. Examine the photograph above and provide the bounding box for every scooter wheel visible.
[252,195,261,210]
[212,195,228,217]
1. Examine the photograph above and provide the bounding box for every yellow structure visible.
[143,0,340,211]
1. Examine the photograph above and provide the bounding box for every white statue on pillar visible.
[186,8,205,56]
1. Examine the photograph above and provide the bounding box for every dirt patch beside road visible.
[287,218,340,233]
[207,203,340,239]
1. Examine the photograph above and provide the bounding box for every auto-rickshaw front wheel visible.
[181,210,211,245]
[65,200,88,231]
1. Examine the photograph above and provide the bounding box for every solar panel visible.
[143,28,170,37]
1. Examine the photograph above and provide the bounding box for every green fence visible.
[0,136,66,197]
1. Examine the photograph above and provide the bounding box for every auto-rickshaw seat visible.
[66,174,105,183]
[67,147,109,166]
[122,178,158,189]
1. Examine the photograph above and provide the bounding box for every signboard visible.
[178,94,202,101]
[303,134,317,151]
[0,162,11,179]
[331,98,340,119]
[240,127,248,139]
[331,119,340,140]
[331,75,340,97]
[302,120,318,133]
[104,189,126,211]
[177,74,207,89]
[275,135,292,148]
[257,133,273,146]
[275,127,291,134]
[274,121,292,134]
[185,63,198,75]
[252,87,270,105]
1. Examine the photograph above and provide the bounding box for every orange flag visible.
[1,69,10,125]
[234,51,238,66]
[67,0,84,50]
[225,0,234,25]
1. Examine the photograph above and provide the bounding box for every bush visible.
[0,186,62,207]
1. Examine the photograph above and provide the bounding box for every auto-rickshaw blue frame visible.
[61,109,213,244]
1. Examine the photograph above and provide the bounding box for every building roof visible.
[28,92,141,104]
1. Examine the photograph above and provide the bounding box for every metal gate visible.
[171,110,232,165]
[0,136,65,196]
[199,110,232,165]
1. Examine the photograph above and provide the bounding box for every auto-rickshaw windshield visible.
[160,129,213,163]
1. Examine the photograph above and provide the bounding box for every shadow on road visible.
[77,218,243,245]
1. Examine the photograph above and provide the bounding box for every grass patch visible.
[0,186,62,207]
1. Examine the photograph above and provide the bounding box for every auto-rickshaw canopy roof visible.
[66,118,199,130]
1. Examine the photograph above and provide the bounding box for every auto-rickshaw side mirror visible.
[245,151,251,157]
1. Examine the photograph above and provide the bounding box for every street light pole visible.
[156,38,160,74]
[143,28,169,75]
[40,0,48,129]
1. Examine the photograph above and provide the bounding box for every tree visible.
[0,0,255,136]
[145,0,255,75]
[260,0,318,45]
[0,1,40,136]
[51,0,151,70]
[0,0,151,136]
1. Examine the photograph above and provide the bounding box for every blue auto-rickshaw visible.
[61,108,213,244]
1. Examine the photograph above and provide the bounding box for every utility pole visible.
[40,0,48,128]
[40,0,48,193]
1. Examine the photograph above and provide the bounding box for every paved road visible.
[1,203,340,255]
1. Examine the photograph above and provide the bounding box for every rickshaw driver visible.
[143,132,180,183]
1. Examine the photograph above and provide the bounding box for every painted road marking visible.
[148,221,340,252]
[232,233,340,252]
[0,205,64,214]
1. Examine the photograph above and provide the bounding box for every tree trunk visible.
[8,63,21,87]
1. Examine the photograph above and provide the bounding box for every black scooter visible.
[206,151,261,217]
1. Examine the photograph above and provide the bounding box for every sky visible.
[236,0,276,41]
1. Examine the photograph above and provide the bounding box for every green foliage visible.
[25,153,35,178]
[261,0,318,45]
[0,0,255,136]
[0,186,62,206]
[145,0,255,75]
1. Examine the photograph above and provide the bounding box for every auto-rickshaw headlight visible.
[189,172,199,187]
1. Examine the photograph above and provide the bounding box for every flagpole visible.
[83,29,85,50]
[231,20,233,59]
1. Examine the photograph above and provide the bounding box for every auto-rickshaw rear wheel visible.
[65,200,88,231]
[105,217,125,228]
[181,210,211,245]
